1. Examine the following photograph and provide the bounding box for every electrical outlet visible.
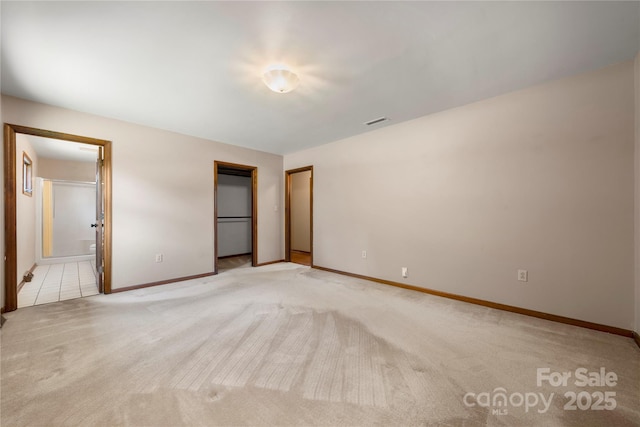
[402,267,408,278]
[362,250,367,259]
[156,253,163,263]
[518,269,528,282]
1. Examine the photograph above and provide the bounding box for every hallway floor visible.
[18,260,100,308]
[290,250,311,266]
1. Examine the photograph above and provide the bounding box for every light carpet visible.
[1,263,639,426]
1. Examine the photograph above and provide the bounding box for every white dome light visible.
[262,67,299,94]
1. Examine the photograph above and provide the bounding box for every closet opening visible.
[213,161,257,274]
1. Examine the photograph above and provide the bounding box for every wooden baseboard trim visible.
[313,265,634,338]
[633,331,640,349]
[111,272,215,293]
[255,259,285,267]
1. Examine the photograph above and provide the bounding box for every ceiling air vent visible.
[364,117,388,126]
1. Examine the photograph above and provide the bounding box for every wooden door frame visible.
[213,161,257,274]
[285,166,313,266]
[3,124,113,312]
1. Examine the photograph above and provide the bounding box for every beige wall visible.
[635,52,640,334]
[1,95,284,294]
[291,170,311,252]
[38,158,96,182]
[285,61,635,330]
[16,134,38,284]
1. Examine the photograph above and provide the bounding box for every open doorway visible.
[3,124,112,312]
[213,161,257,274]
[285,166,313,266]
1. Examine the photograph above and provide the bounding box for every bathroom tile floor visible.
[18,261,100,308]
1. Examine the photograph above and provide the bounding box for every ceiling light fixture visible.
[262,66,299,94]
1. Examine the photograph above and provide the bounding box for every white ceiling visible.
[25,135,98,163]
[2,1,639,155]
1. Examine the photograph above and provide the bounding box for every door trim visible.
[213,161,257,274]
[3,124,113,312]
[285,166,313,266]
